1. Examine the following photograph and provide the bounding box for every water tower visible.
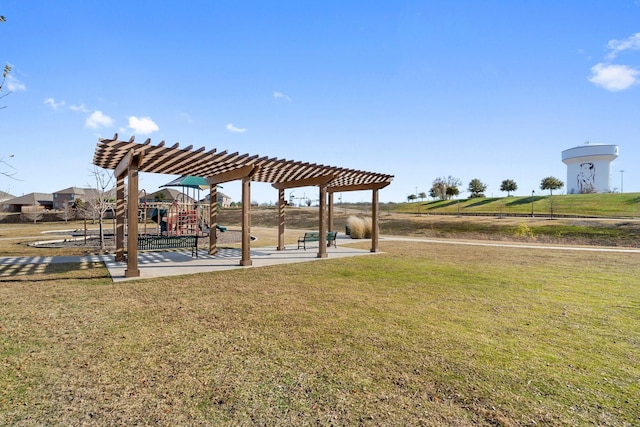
[561,143,619,194]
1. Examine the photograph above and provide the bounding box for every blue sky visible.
[2,1,639,204]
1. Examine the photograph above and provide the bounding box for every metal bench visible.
[137,235,199,258]
[297,231,338,250]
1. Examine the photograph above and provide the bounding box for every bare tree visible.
[431,176,461,200]
[0,14,19,185]
[58,200,76,223]
[22,206,43,224]
[87,166,116,250]
[1,16,12,109]
[1,154,18,180]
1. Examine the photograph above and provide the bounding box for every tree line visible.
[407,176,565,202]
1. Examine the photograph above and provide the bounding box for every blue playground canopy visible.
[160,175,209,190]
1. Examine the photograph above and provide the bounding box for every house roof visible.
[145,188,196,203]
[4,192,54,206]
[93,135,393,192]
[54,186,87,195]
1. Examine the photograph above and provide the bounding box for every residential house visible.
[52,187,86,210]
[1,192,54,212]
[200,192,232,208]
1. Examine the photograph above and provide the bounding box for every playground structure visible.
[145,201,206,236]
[137,176,225,237]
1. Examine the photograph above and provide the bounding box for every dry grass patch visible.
[1,241,638,425]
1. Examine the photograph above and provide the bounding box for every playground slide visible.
[150,208,169,232]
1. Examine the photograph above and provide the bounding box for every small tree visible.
[87,166,115,250]
[59,201,75,223]
[431,176,461,200]
[22,206,43,224]
[446,186,460,199]
[467,178,487,198]
[500,179,518,196]
[540,176,564,196]
[407,194,417,203]
[428,187,439,199]
[73,198,89,243]
[418,192,427,201]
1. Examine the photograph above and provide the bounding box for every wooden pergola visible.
[92,135,394,278]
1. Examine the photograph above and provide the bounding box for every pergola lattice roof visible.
[93,135,393,191]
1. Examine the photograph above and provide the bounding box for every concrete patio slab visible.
[104,244,379,282]
[0,242,380,282]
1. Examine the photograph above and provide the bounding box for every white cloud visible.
[128,116,159,134]
[226,123,247,133]
[588,63,638,91]
[179,112,194,124]
[69,103,90,113]
[44,97,65,110]
[606,32,640,60]
[86,110,115,129]
[273,91,292,101]
[6,75,26,92]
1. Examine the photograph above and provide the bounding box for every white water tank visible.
[561,144,619,194]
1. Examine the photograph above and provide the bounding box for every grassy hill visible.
[394,192,640,218]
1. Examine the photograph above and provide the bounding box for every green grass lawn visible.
[1,240,638,426]
[396,192,640,218]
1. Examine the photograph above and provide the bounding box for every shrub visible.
[363,217,373,238]
[346,216,373,239]
[514,223,535,239]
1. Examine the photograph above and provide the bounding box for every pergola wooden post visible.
[328,182,390,254]
[272,174,337,255]
[112,147,144,278]
[277,188,285,251]
[240,176,252,266]
[317,184,328,258]
[207,165,258,266]
[371,188,379,253]
[209,184,218,254]
[115,175,126,262]
[327,192,334,233]
[125,160,140,277]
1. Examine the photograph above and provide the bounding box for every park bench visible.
[297,231,338,250]
[137,234,199,258]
